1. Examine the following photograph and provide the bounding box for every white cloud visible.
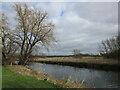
[2,2,118,55]
[48,2,118,55]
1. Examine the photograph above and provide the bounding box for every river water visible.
[28,62,120,88]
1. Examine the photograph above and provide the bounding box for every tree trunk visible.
[18,54,30,65]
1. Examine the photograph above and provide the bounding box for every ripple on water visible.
[28,62,120,88]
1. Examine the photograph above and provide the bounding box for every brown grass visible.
[31,56,119,65]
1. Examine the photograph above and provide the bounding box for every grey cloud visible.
[2,2,118,55]
[2,3,17,29]
[70,2,118,24]
[50,3,118,55]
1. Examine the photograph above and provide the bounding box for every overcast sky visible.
[1,2,118,55]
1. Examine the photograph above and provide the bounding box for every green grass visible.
[0,66,2,89]
[2,67,61,88]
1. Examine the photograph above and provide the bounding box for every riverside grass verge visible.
[31,56,119,65]
[2,65,87,88]
[30,56,120,71]
[2,66,61,88]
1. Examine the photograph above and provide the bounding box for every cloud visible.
[49,2,118,55]
[1,3,17,29]
[34,2,68,19]
[2,2,118,55]
[71,2,118,24]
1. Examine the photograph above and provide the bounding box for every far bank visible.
[30,56,120,71]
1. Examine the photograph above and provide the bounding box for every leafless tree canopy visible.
[98,33,120,59]
[0,13,19,65]
[1,4,56,65]
[72,49,82,58]
[73,49,80,56]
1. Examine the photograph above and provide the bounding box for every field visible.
[31,56,119,65]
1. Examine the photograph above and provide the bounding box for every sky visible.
[1,2,118,55]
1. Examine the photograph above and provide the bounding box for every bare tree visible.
[13,4,56,65]
[73,49,80,55]
[0,13,18,65]
[98,33,120,59]
[73,49,82,58]
[117,32,120,50]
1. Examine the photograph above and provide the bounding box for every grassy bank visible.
[30,56,120,71]
[2,66,87,88]
[2,66,61,88]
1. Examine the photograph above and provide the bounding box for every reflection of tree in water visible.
[89,70,119,88]
[83,70,119,88]
[101,71,119,88]
[86,69,95,88]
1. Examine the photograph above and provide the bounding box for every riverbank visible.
[2,66,87,88]
[2,66,61,88]
[30,56,120,71]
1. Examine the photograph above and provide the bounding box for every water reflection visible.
[28,62,120,88]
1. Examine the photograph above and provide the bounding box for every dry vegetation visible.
[31,56,119,65]
[6,65,87,88]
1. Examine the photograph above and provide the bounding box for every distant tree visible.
[73,49,80,55]
[73,49,82,58]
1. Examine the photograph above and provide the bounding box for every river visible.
[28,62,120,88]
